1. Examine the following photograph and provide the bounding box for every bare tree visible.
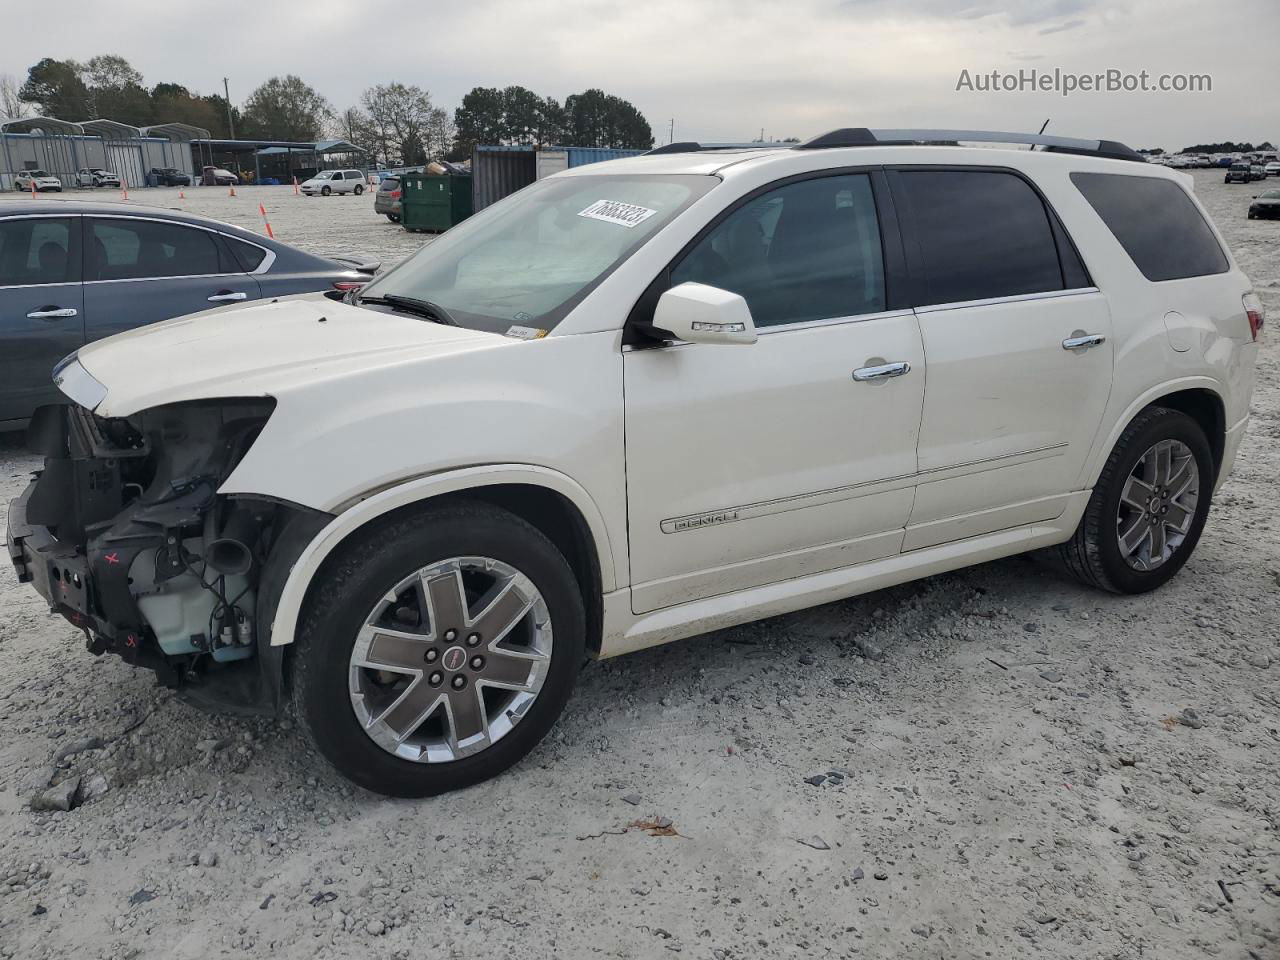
[1,73,34,119]
[360,83,448,167]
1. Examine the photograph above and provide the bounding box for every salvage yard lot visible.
[0,183,429,268]
[0,170,1277,959]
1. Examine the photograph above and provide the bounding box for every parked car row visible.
[0,202,378,427]
[1225,162,1270,183]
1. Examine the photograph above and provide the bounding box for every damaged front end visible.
[7,400,330,714]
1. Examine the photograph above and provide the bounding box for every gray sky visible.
[5,0,1277,149]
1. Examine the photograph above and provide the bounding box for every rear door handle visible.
[853,361,911,381]
[1062,334,1106,350]
[26,306,78,320]
[208,290,248,302]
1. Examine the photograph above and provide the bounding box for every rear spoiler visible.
[330,253,381,275]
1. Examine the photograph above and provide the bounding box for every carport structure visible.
[81,119,147,188]
[0,116,84,190]
[140,122,211,182]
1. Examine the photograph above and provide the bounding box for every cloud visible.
[3,0,1277,151]
[1038,17,1087,34]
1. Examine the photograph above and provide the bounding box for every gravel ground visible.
[0,182,429,268]
[0,170,1277,960]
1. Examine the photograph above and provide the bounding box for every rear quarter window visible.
[1070,172,1229,281]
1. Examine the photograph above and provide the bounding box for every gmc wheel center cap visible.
[441,646,467,672]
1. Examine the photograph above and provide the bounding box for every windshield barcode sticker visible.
[577,199,657,229]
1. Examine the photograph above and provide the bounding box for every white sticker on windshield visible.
[505,324,548,340]
[577,199,657,229]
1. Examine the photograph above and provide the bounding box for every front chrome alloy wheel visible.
[1116,439,1200,571]
[348,556,552,763]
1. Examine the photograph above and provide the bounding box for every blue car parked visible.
[0,201,378,428]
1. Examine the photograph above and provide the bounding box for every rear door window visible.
[1071,172,1228,281]
[0,217,79,286]
[897,170,1066,305]
[88,218,224,281]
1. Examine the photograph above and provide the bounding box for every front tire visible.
[354,184,364,195]
[292,501,586,797]
[321,185,331,196]
[1057,407,1214,594]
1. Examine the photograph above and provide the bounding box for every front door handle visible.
[853,361,911,382]
[27,306,78,320]
[208,290,248,302]
[1062,333,1106,350]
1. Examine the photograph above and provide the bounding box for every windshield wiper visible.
[357,293,458,326]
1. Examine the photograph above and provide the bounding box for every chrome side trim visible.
[914,287,1099,315]
[756,307,915,335]
[660,442,1068,533]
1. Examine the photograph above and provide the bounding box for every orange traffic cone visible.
[228,185,236,198]
[178,190,186,200]
[29,180,36,198]
[258,202,275,239]
[292,175,299,196]
[121,180,129,201]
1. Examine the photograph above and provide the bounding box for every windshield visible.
[314,171,334,180]
[1262,191,1280,199]
[360,174,716,334]
[30,170,47,177]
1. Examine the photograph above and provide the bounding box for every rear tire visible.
[292,501,586,797]
[354,184,364,196]
[1057,407,1214,594]
[387,214,400,223]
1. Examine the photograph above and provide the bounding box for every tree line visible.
[7,56,655,168]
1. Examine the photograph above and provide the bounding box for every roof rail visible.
[645,141,781,155]
[795,128,1146,163]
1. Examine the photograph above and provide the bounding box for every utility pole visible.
[669,118,674,145]
[223,77,236,140]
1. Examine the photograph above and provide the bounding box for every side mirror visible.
[652,282,757,346]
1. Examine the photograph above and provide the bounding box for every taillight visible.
[390,189,401,199]
[332,281,365,292]
[1243,292,1264,340]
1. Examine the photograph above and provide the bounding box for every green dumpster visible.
[400,173,474,233]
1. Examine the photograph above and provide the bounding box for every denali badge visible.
[661,509,741,534]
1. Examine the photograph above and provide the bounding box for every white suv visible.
[9,128,1262,797]
[76,167,122,188]
[300,168,368,196]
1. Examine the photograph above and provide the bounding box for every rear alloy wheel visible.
[292,502,585,796]
[1057,407,1213,594]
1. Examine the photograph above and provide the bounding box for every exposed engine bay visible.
[7,400,330,712]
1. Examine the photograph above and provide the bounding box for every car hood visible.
[69,295,507,417]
